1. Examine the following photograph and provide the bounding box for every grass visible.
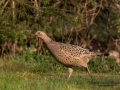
[0,70,120,90]
[0,58,120,90]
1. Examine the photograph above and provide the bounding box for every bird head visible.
[35,31,51,43]
[35,31,46,39]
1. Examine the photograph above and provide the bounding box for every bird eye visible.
[38,32,42,35]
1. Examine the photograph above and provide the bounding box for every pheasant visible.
[35,31,101,79]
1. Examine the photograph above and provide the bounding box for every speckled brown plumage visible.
[35,31,100,79]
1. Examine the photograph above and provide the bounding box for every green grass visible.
[0,59,120,90]
[0,70,120,90]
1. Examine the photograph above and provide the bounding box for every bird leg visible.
[86,66,93,80]
[68,68,73,79]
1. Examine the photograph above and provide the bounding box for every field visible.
[0,57,120,90]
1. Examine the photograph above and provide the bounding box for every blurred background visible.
[0,0,120,74]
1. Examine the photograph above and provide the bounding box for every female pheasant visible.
[35,31,100,79]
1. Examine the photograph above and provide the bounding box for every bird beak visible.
[34,32,38,36]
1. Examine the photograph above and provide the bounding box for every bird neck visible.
[42,35,52,44]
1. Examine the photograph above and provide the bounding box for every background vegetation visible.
[0,0,120,56]
[0,0,120,89]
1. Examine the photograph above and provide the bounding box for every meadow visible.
[0,53,120,90]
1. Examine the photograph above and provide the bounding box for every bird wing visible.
[58,43,92,58]
[58,43,90,66]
